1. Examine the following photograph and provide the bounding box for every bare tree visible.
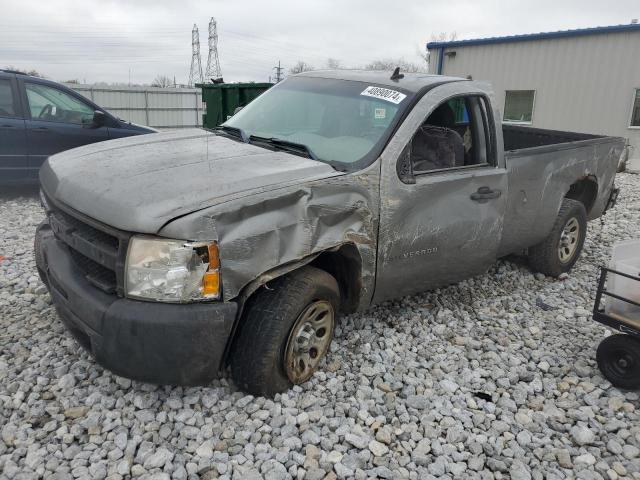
[431,31,458,43]
[151,75,174,88]
[289,61,314,74]
[419,32,458,68]
[416,46,430,68]
[364,58,426,73]
[4,66,44,77]
[326,58,342,70]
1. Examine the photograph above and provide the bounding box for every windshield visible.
[222,76,413,170]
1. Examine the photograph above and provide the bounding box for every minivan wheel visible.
[528,198,587,277]
[596,334,640,390]
[230,266,340,396]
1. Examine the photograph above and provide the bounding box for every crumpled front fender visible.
[159,162,381,310]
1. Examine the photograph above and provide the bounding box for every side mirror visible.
[91,110,107,128]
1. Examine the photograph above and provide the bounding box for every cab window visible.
[26,83,94,124]
[410,95,494,173]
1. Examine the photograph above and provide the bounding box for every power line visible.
[0,24,359,63]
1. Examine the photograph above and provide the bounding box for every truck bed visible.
[498,124,624,258]
[503,124,606,152]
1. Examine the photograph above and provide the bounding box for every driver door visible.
[22,80,108,179]
[373,82,508,303]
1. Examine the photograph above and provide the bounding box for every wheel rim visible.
[558,217,580,263]
[608,349,637,378]
[284,300,335,384]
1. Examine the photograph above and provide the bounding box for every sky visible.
[1,0,638,85]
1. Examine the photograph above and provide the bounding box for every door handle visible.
[470,186,501,202]
[0,124,15,129]
[32,126,49,132]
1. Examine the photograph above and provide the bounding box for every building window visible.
[631,89,640,128]
[504,90,535,124]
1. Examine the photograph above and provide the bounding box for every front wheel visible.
[34,221,52,286]
[230,266,340,396]
[597,334,640,390]
[528,198,587,277]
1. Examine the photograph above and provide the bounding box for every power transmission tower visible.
[188,24,203,86]
[273,61,284,83]
[205,17,222,81]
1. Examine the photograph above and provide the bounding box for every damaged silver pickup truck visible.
[35,70,623,395]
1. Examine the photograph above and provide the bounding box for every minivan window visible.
[26,83,94,124]
[0,79,16,117]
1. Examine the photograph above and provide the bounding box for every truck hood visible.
[40,129,341,233]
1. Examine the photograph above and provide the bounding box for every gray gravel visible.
[1,175,640,480]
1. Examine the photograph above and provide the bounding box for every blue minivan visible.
[0,70,155,184]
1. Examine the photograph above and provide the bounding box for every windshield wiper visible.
[214,125,249,143]
[249,135,318,160]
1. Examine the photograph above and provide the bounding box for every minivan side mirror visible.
[91,110,107,128]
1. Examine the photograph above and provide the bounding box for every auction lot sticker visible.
[361,86,407,104]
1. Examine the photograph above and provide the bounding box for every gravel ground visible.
[1,175,640,480]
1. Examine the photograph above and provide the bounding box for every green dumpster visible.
[199,82,272,128]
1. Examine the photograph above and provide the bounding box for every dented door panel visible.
[375,167,507,302]
[374,82,508,303]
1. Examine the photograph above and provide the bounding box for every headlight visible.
[125,236,221,302]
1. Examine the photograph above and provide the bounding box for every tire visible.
[528,198,587,277]
[596,334,640,390]
[230,266,340,396]
[34,221,51,286]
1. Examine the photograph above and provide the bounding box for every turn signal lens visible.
[202,242,221,299]
[207,243,220,270]
[202,271,220,297]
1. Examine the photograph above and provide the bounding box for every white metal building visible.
[67,84,204,129]
[427,23,640,165]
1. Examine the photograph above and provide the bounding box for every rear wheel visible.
[230,266,339,396]
[596,334,640,390]
[528,198,587,277]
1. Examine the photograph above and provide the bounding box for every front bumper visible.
[36,222,237,385]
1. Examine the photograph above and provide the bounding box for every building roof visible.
[295,69,466,93]
[426,23,640,50]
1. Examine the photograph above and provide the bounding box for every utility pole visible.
[273,61,284,83]
[205,17,223,81]
[188,24,204,87]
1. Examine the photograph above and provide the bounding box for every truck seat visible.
[411,125,465,171]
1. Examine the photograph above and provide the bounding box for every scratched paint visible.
[159,163,380,308]
[40,75,623,314]
[373,80,622,303]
